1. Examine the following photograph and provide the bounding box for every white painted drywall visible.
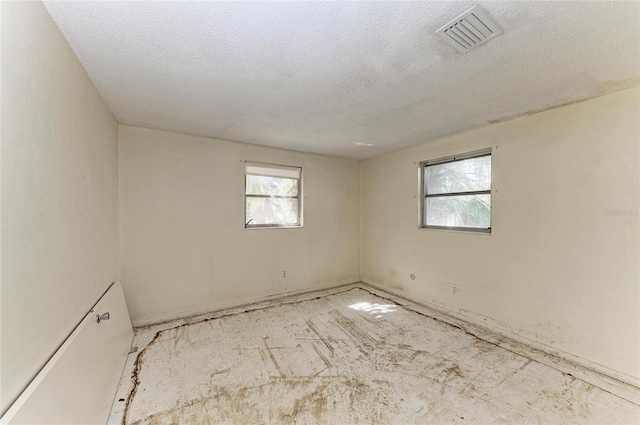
[0,2,119,416]
[119,126,360,325]
[362,87,640,384]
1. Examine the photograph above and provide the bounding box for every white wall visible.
[362,87,640,385]
[0,2,119,415]
[119,126,360,325]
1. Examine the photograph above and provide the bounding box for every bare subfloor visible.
[108,285,639,424]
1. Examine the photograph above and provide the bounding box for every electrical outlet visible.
[281,270,288,280]
[452,285,461,295]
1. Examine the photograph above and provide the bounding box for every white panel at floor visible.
[1,282,133,425]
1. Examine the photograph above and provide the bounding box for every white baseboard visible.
[360,278,640,404]
[131,279,360,328]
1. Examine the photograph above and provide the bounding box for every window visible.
[420,149,492,233]
[245,162,302,228]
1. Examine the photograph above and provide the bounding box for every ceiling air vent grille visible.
[436,5,503,53]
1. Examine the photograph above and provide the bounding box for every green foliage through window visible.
[422,151,491,232]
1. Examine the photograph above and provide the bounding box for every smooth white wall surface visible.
[1,2,119,415]
[362,87,640,384]
[119,126,360,325]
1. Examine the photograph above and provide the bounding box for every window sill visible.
[418,226,491,235]
[245,225,304,230]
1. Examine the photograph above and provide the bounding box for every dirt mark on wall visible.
[486,76,639,125]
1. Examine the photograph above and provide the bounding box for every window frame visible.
[419,148,492,234]
[244,161,303,229]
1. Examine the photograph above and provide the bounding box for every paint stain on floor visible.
[108,287,639,424]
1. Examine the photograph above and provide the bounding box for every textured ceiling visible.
[43,1,639,160]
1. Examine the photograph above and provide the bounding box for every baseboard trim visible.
[360,278,640,404]
[131,279,360,328]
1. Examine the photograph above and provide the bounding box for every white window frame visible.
[419,148,492,233]
[244,161,303,229]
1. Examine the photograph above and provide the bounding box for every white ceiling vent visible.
[436,5,503,54]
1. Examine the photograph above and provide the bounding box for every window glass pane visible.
[246,175,299,197]
[425,155,491,195]
[426,194,491,228]
[246,197,299,225]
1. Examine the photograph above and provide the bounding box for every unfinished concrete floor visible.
[108,285,639,424]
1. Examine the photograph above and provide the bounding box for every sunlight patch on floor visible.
[348,301,397,318]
